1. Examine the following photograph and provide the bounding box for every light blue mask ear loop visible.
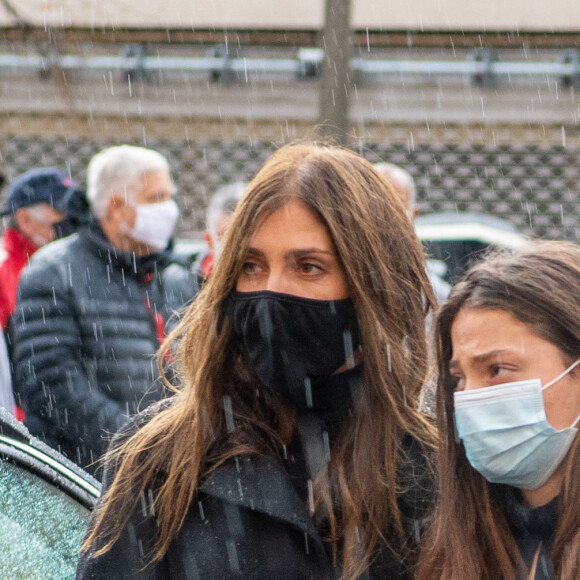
[542,358,580,428]
[541,358,580,391]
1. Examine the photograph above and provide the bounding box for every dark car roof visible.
[0,408,101,508]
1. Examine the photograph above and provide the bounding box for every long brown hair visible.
[416,240,580,579]
[82,142,437,579]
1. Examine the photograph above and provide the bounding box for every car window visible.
[0,460,90,580]
[422,239,489,284]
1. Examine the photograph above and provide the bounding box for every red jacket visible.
[0,228,38,329]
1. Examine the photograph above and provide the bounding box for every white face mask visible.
[454,358,580,490]
[214,240,225,263]
[129,200,179,251]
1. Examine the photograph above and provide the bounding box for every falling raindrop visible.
[304,378,313,408]
[307,479,315,514]
[561,125,567,147]
[223,395,234,432]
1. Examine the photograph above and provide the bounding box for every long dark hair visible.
[83,142,437,579]
[417,240,580,579]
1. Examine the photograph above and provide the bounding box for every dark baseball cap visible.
[0,167,76,216]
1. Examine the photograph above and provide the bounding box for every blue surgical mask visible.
[454,358,580,490]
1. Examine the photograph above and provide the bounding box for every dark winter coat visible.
[501,487,558,579]
[10,219,198,474]
[76,404,434,580]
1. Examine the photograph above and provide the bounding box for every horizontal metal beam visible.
[356,58,579,76]
[0,52,578,79]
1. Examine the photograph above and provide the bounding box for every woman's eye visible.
[450,375,465,391]
[299,262,323,275]
[241,261,260,275]
[491,365,508,377]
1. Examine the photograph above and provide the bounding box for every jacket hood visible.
[63,187,91,229]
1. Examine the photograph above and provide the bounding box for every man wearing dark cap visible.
[0,167,74,329]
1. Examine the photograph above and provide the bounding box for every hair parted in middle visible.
[83,142,437,579]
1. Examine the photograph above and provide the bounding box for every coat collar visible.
[200,453,325,549]
[80,218,172,284]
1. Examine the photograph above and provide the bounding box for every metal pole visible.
[317,0,352,145]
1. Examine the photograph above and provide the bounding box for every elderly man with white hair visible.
[11,145,198,476]
[374,161,451,303]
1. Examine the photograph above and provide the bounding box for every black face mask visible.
[226,290,360,407]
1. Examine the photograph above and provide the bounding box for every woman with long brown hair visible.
[417,241,580,580]
[77,142,436,579]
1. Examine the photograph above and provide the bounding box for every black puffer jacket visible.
[11,219,198,475]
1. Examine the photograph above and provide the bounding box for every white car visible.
[415,212,528,284]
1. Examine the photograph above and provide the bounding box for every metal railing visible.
[0,47,579,86]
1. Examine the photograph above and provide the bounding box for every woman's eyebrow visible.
[288,248,334,258]
[450,349,515,371]
[470,349,514,364]
[245,247,265,259]
[448,359,461,373]
[244,247,336,261]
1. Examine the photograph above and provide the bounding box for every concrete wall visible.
[2,0,580,31]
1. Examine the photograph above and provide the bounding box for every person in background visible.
[11,145,198,476]
[0,171,15,417]
[0,167,76,330]
[374,162,451,303]
[373,162,418,220]
[77,143,436,579]
[191,181,247,284]
[417,241,580,580]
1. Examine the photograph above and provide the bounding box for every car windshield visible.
[0,460,90,579]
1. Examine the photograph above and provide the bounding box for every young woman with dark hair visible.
[77,143,437,580]
[417,241,580,580]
